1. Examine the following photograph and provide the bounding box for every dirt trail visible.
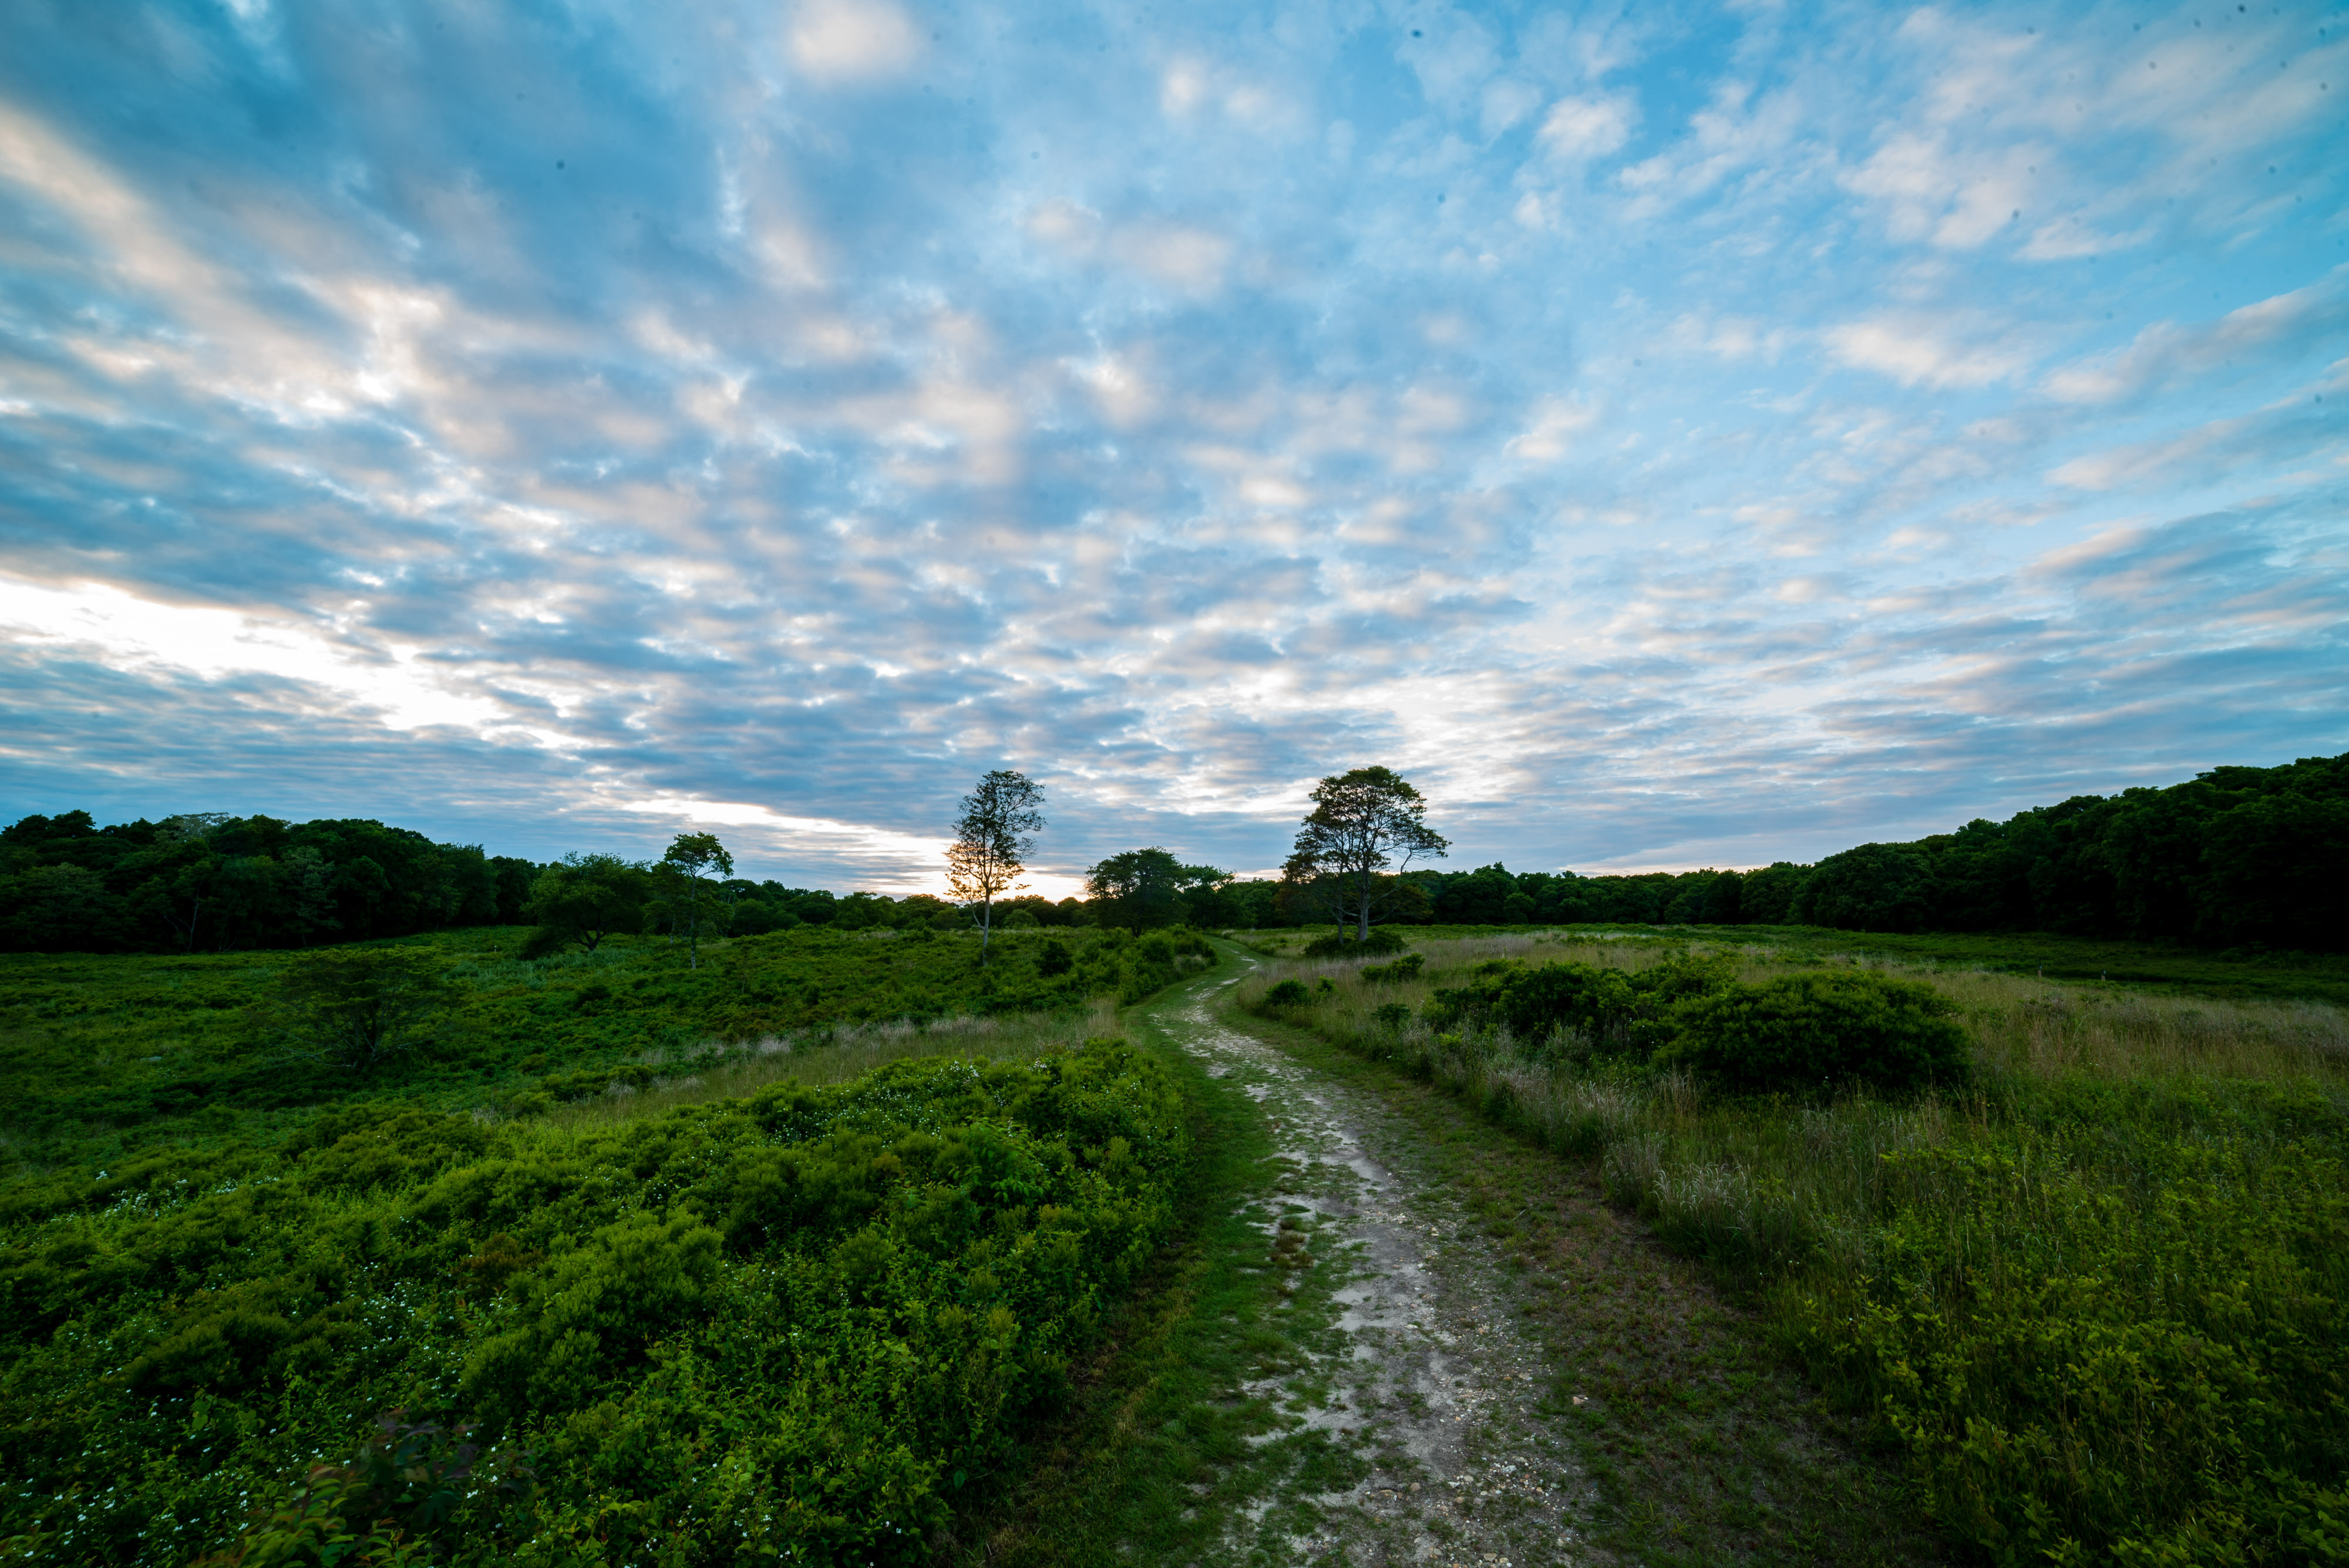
[1139,965,1593,1566]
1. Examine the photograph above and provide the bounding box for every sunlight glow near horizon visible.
[1,1,2344,890]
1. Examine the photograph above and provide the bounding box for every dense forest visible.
[1348,749,2349,953]
[6,750,2343,953]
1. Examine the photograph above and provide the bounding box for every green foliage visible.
[189,1412,534,1567]
[268,949,464,1074]
[1422,952,1736,1060]
[1300,925,1406,957]
[1084,850,1226,934]
[0,1042,1190,1565]
[1660,970,1971,1095]
[1789,751,2349,949]
[1240,749,2349,954]
[521,854,651,960]
[0,812,540,955]
[1278,937,2349,1566]
[652,833,733,970]
[1261,980,1310,1008]
[1357,951,1423,982]
[1779,1115,2349,1564]
[0,926,1195,1170]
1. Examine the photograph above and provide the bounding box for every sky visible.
[1,0,2344,897]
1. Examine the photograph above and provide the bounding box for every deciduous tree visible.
[1281,766,1449,944]
[521,853,649,958]
[270,948,463,1074]
[945,770,1045,960]
[1086,849,1228,933]
[657,833,733,970]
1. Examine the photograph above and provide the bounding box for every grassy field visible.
[1241,923,2349,1006]
[0,924,1217,1565]
[0,923,1203,1176]
[1237,930,2349,1564]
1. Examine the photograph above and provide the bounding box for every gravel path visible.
[1141,970,1594,1566]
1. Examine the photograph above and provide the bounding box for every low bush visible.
[1425,953,1735,1059]
[1300,926,1406,958]
[0,1042,1189,1565]
[1358,953,1423,982]
[1262,979,1310,1008]
[1660,970,1970,1094]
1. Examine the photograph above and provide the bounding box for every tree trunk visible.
[981,893,993,960]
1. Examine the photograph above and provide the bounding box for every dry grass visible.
[526,998,1121,1130]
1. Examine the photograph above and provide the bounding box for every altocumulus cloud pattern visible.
[1,0,2344,892]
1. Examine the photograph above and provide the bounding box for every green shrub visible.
[1426,953,1735,1059]
[1263,979,1310,1007]
[1782,1132,2349,1563]
[1662,970,1969,1094]
[1301,926,1406,958]
[1359,953,1424,982]
[0,1044,1189,1566]
[1371,1002,1412,1028]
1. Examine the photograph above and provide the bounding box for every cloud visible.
[1534,93,1637,163]
[2043,270,2349,405]
[1823,316,2037,389]
[1842,132,2042,249]
[788,0,923,83]
[0,0,2340,890]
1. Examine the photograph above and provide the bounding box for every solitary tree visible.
[271,948,463,1074]
[946,769,1046,959]
[1282,766,1450,943]
[521,853,651,958]
[658,833,734,970]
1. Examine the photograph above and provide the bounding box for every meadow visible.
[1238,928,2349,1564]
[1243,921,2349,1006]
[0,923,1203,1173]
[0,924,1216,1565]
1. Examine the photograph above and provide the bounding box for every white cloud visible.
[1842,132,2044,250]
[1823,316,2036,389]
[1505,397,1599,462]
[0,576,524,735]
[1535,93,1636,163]
[788,0,921,83]
[2044,270,2349,405]
[1110,223,1232,293]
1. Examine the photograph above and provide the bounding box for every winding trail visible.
[1134,957,1594,1566]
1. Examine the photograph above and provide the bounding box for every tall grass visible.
[527,999,1122,1129]
[1239,936,2349,1564]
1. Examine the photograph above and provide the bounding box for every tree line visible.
[0,812,540,954]
[6,749,2341,955]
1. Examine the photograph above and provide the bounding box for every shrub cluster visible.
[1421,954,1735,1064]
[1660,970,1970,1094]
[1300,926,1406,958]
[1413,957,1967,1096]
[0,1044,1188,1565]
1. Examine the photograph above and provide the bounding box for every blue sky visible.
[1,0,2344,894]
